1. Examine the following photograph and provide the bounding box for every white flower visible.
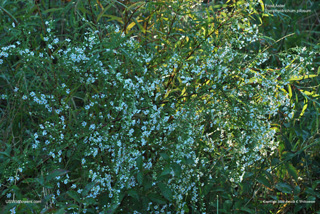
[8,177,14,183]
[89,124,96,130]
[10,207,16,214]
[7,193,12,198]
[44,37,49,41]
[12,22,15,28]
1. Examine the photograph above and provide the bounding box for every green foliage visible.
[0,0,319,213]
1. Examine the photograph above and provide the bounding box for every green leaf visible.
[288,84,292,99]
[158,182,173,201]
[289,74,318,81]
[137,171,143,185]
[84,54,99,71]
[43,8,64,14]
[46,169,69,182]
[148,193,166,204]
[0,6,19,25]
[126,1,145,11]
[312,180,320,190]
[55,208,66,214]
[181,87,186,96]
[67,190,82,203]
[0,151,10,158]
[172,163,181,177]
[103,15,124,24]
[276,182,293,194]
[128,190,139,200]
[257,176,271,188]
[132,17,146,34]
[287,163,298,182]
[97,3,114,23]
[240,207,254,213]
[160,165,171,177]
[300,89,320,98]
[136,155,143,170]
[160,152,170,160]
[294,185,301,195]
[82,182,96,197]
[258,0,264,12]
[203,182,214,196]
[300,99,308,118]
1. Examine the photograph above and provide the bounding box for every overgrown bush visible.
[0,0,318,213]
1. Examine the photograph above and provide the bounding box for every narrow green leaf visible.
[287,163,298,182]
[136,155,143,170]
[300,99,308,118]
[0,6,19,25]
[257,176,271,188]
[137,171,143,185]
[97,3,114,23]
[289,74,317,81]
[258,0,264,12]
[276,182,293,194]
[132,17,146,34]
[288,84,292,99]
[0,151,10,158]
[43,8,64,14]
[104,15,124,24]
[46,169,69,182]
[240,207,254,213]
[126,1,145,11]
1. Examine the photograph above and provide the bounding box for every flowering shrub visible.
[0,0,317,213]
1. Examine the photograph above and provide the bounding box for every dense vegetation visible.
[0,0,319,213]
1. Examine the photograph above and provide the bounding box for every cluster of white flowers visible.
[1,0,316,212]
